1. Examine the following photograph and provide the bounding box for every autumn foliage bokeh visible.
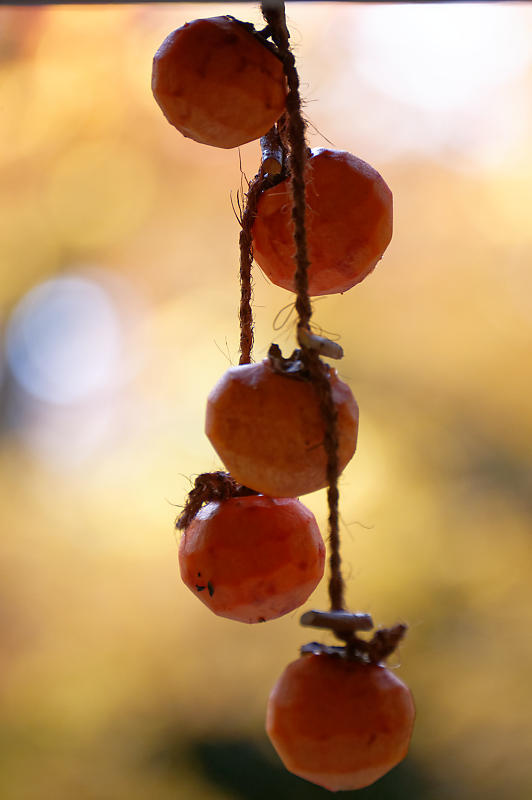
[0,4,531,800]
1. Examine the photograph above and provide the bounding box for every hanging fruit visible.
[152,16,287,149]
[252,148,393,295]
[178,485,325,623]
[205,347,359,498]
[157,2,415,792]
[266,651,415,791]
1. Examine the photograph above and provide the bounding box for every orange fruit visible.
[152,16,287,149]
[252,148,393,295]
[205,358,359,498]
[179,495,325,623]
[266,653,415,791]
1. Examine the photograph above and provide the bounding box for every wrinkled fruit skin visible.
[205,359,359,498]
[252,148,393,295]
[266,654,415,791]
[152,16,287,149]
[179,495,325,623]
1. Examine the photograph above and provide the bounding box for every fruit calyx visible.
[267,342,312,381]
[268,341,343,381]
[176,471,259,530]
[300,609,407,665]
[225,15,284,62]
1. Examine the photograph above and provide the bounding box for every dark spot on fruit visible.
[195,584,206,592]
[258,617,266,623]
[197,572,202,577]
[207,581,214,597]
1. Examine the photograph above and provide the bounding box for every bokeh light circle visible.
[5,275,122,405]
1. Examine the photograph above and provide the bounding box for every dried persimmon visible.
[267,652,415,791]
[252,148,393,295]
[179,495,325,623]
[205,356,358,498]
[152,16,286,149]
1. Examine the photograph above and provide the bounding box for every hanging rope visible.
[239,126,285,365]
[260,2,344,612]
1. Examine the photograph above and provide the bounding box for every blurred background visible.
[0,2,531,798]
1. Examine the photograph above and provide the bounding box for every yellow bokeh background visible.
[0,4,531,799]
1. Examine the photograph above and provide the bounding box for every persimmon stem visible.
[301,610,374,635]
[300,611,408,664]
